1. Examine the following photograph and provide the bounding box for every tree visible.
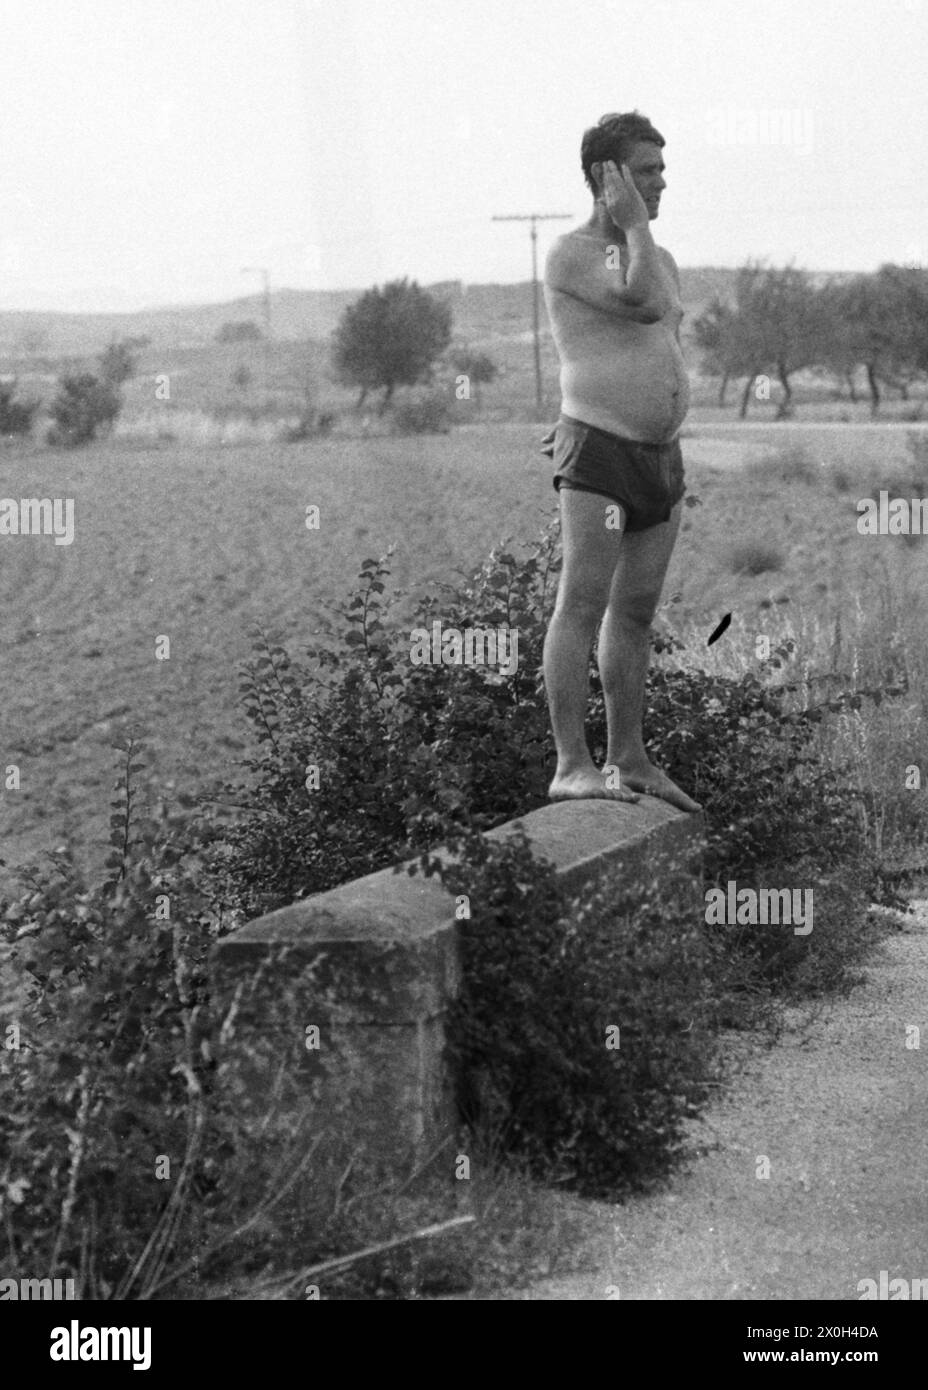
[693,262,822,419]
[866,265,928,405]
[749,264,821,419]
[812,277,861,401]
[827,267,928,415]
[693,263,771,417]
[332,278,452,412]
[47,373,122,445]
[692,295,738,405]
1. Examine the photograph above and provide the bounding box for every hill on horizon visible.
[0,267,854,359]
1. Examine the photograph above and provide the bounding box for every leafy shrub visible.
[191,531,563,920]
[415,825,718,1196]
[47,373,121,446]
[702,854,881,1003]
[196,524,892,998]
[0,379,40,438]
[99,340,139,388]
[588,657,872,886]
[0,738,402,1297]
[0,739,217,1295]
[391,388,451,434]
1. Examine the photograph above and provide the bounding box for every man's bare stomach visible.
[560,338,691,443]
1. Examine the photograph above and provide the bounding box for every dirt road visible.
[503,904,928,1301]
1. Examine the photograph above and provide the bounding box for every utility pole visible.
[492,212,571,413]
[242,266,272,391]
[242,266,272,337]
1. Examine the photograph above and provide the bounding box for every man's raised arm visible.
[545,229,673,323]
[545,160,673,323]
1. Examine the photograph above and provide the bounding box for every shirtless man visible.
[542,110,700,813]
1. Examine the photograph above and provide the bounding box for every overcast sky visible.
[0,0,925,311]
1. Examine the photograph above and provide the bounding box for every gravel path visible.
[502,904,928,1301]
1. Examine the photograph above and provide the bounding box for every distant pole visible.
[242,266,272,390]
[242,266,272,337]
[492,212,571,412]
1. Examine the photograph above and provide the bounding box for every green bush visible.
[189,535,552,919]
[0,738,398,1297]
[391,388,451,434]
[0,379,40,438]
[415,825,718,1196]
[702,855,881,1003]
[588,657,873,886]
[195,525,893,997]
[47,372,121,445]
[0,740,217,1295]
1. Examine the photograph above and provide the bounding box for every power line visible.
[492,212,572,412]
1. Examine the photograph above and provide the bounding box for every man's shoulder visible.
[545,228,609,283]
[656,244,680,279]
[549,226,608,256]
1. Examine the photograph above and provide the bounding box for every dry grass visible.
[727,539,785,576]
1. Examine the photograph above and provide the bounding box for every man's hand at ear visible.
[593,160,650,233]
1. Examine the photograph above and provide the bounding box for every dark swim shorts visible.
[541,413,685,532]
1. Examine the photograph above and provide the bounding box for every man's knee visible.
[610,591,659,628]
[553,580,609,629]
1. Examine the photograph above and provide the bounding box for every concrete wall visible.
[210,797,704,1173]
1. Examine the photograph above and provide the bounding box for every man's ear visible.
[591,161,604,191]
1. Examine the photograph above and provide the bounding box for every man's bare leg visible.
[545,488,639,803]
[598,501,702,812]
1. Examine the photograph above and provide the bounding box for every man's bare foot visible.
[548,768,640,804]
[617,763,702,812]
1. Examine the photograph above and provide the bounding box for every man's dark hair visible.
[581,111,665,194]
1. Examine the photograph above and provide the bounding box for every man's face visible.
[623,140,667,219]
